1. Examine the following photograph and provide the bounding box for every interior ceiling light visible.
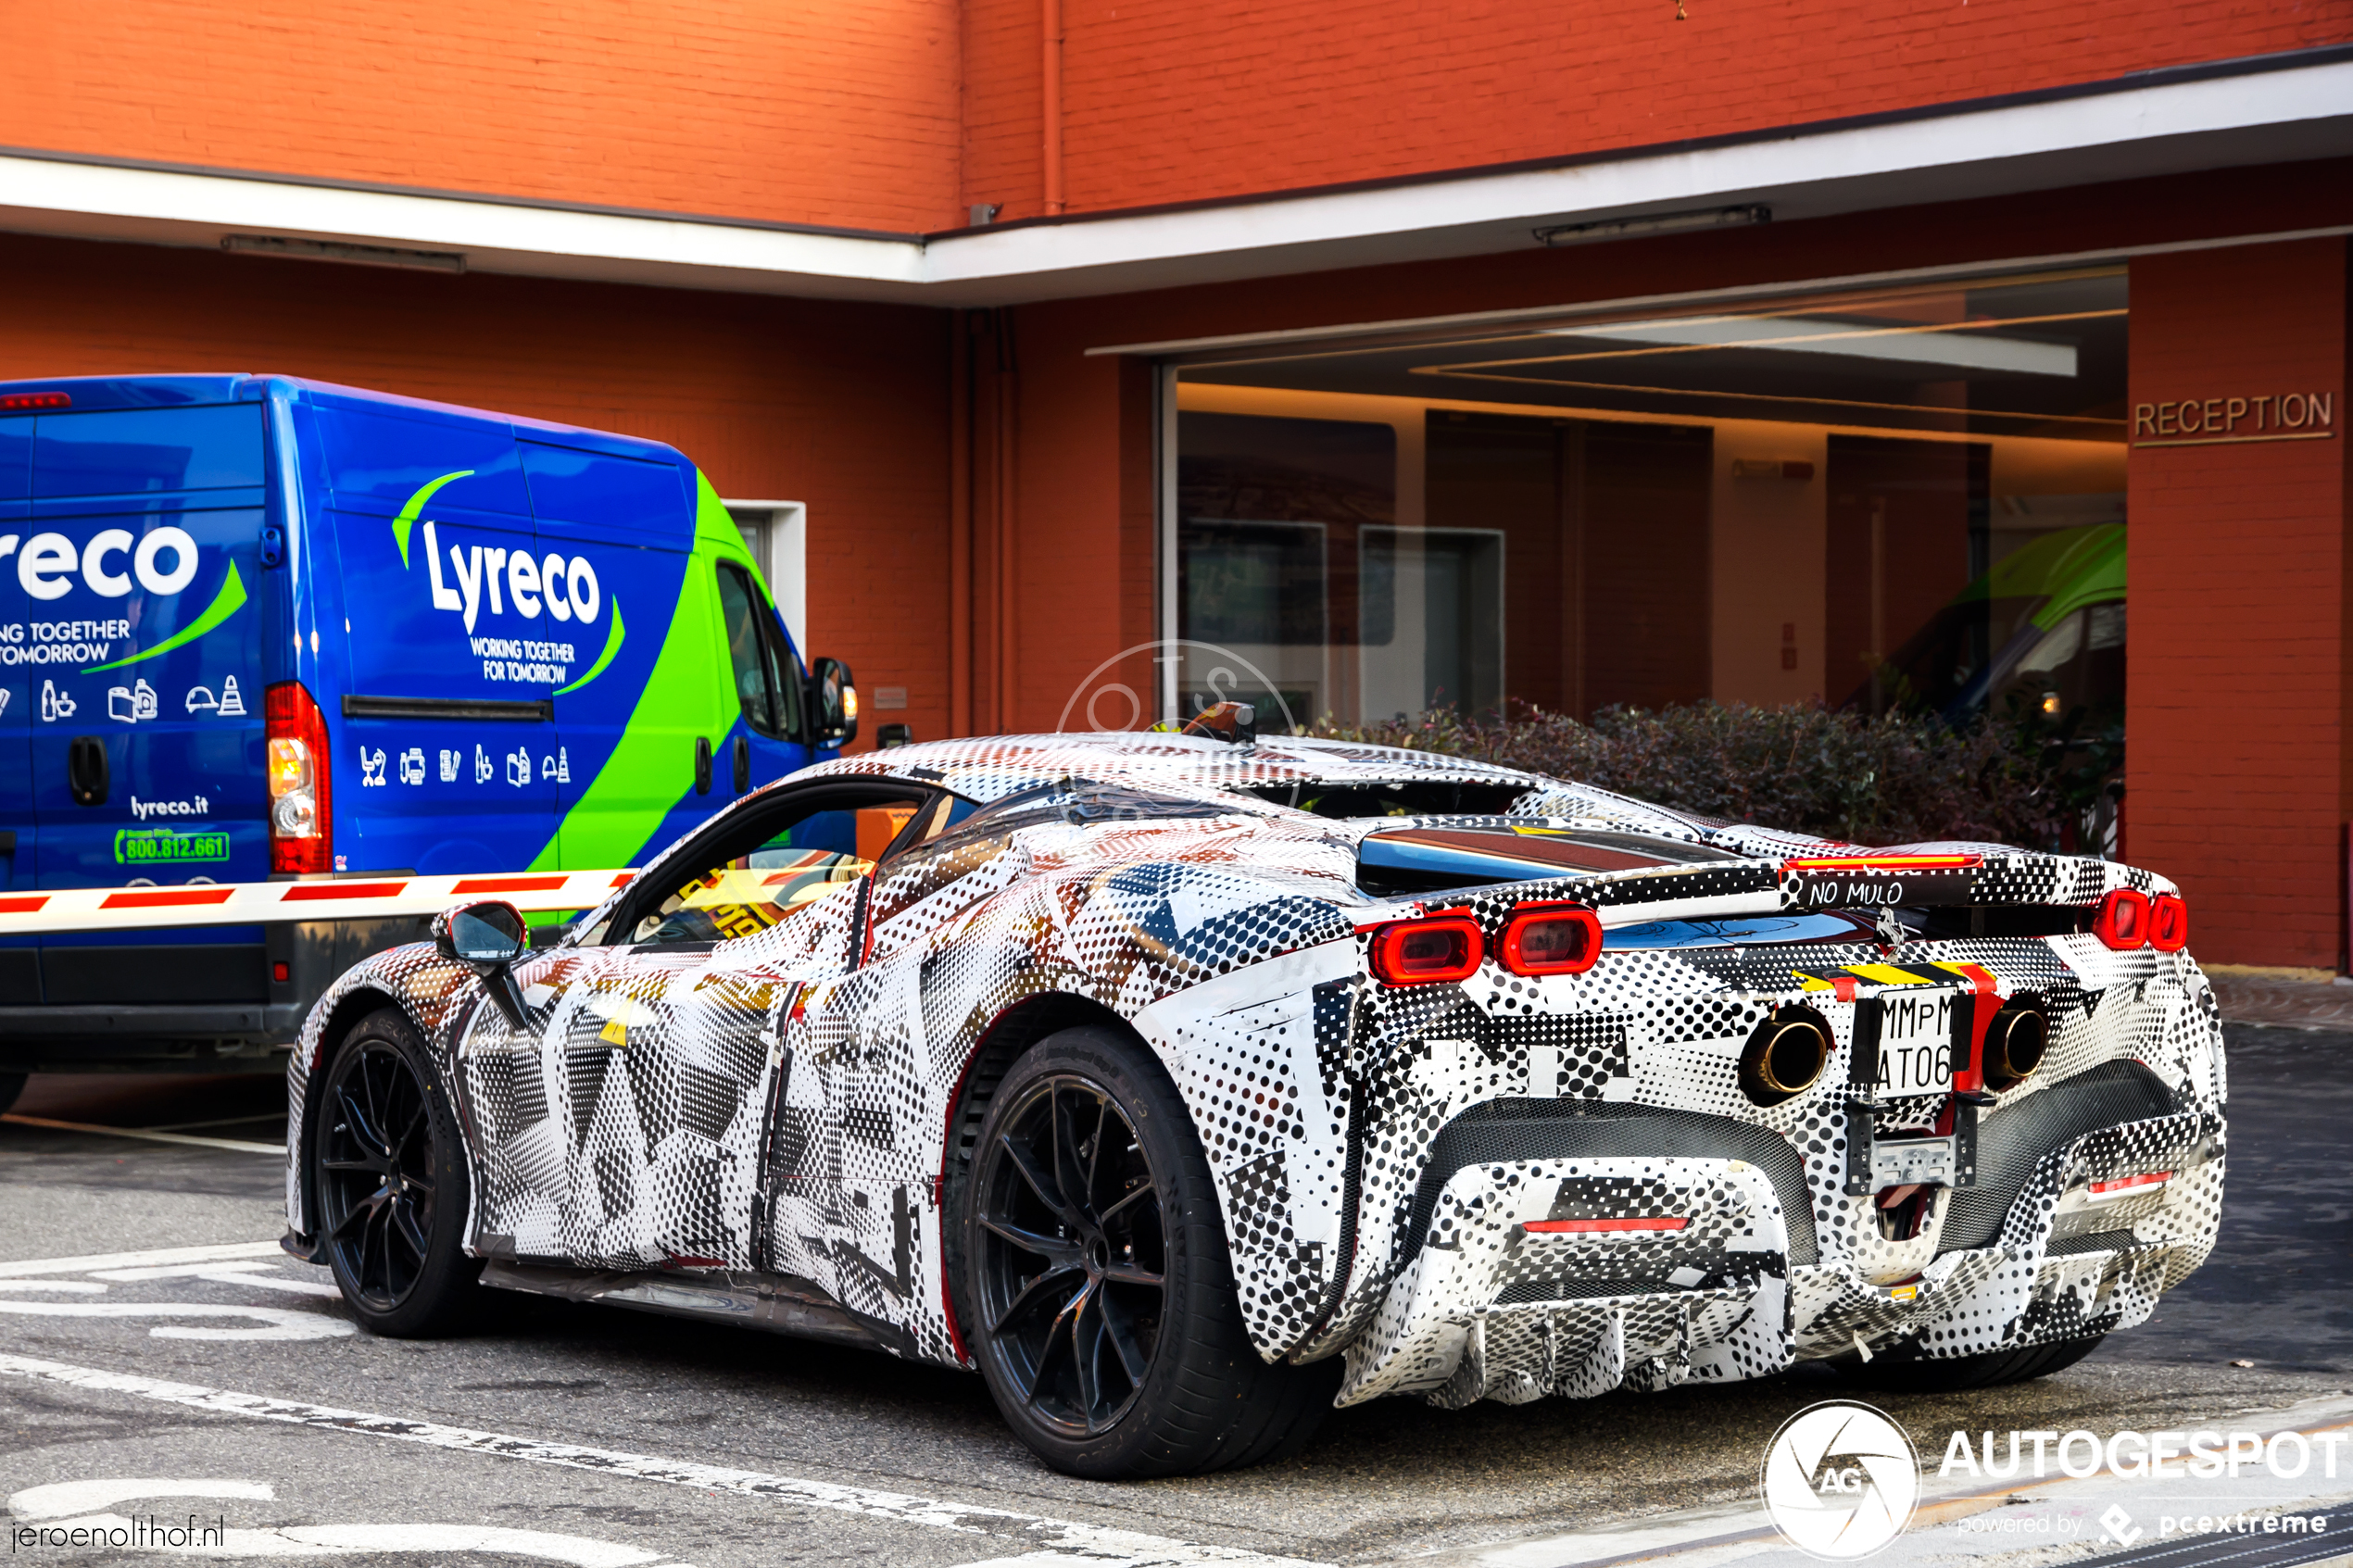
[1536,312,2083,377]
[221,235,467,273]
[1532,204,1769,246]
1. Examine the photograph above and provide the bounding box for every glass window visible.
[714,562,786,737]
[629,797,926,945]
[1164,268,2126,740]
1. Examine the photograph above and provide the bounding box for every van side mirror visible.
[433,899,531,1028]
[809,657,858,748]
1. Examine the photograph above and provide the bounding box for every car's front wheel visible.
[958,1025,1336,1478]
[312,1007,482,1336]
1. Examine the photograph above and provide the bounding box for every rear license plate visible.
[1876,990,1957,1097]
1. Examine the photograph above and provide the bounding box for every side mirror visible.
[808,657,858,748]
[433,899,531,1028]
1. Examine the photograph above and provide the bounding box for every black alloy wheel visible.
[314,1009,481,1336]
[975,1073,1168,1436]
[957,1025,1338,1478]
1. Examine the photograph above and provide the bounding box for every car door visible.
[466,781,934,1273]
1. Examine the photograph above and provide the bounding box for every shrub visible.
[1305,701,2070,849]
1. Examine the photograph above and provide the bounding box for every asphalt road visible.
[0,1023,2346,1568]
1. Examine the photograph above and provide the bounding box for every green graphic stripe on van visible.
[391,470,475,569]
[553,596,624,696]
[82,563,250,674]
[530,470,743,872]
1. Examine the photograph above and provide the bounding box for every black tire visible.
[956,1025,1337,1478]
[0,1073,25,1118]
[1841,1333,2107,1392]
[312,1007,483,1336]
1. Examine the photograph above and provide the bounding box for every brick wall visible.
[7,0,2343,232]
[1,0,962,232]
[0,232,955,753]
[2128,239,2350,969]
[965,0,2350,221]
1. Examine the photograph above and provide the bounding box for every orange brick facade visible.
[2128,240,2351,969]
[4,0,2346,229]
[3,8,2351,967]
[0,232,959,751]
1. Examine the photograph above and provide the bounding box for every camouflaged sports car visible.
[283,727,2224,1477]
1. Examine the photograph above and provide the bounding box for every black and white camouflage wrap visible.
[286,732,2224,1409]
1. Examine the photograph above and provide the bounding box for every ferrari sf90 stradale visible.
[285,728,2221,1476]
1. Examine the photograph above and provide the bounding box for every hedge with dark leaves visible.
[1306,701,2069,849]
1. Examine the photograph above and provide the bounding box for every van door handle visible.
[694,735,712,796]
[68,736,109,807]
[733,734,750,794]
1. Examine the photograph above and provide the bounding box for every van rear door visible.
[310,394,559,874]
[0,413,31,1004]
[22,402,269,891]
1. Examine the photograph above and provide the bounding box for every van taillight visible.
[1370,916,1482,985]
[2092,888,2149,950]
[2149,893,2189,952]
[1502,905,1603,976]
[266,681,332,875]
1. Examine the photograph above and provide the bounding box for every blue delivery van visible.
[0,374,856,1087]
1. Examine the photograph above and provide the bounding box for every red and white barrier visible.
[0,869,637,937]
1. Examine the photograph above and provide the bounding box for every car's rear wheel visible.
[959,1025,1336,1478]
[313,1008,482,1336]
[1840,1333,2106,1391]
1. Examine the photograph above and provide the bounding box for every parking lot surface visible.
[2,1023,2347,1567]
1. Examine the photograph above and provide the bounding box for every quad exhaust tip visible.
[1742,1010,1831,1105]
[1984,1002,2048,1089]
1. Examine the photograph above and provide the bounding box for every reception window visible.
[1163,269,2128,737]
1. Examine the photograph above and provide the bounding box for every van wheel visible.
[1840,1333,2106,1391]
[958,1025,1337,1478]
[0,1073,25,1118]
[313,1009,482,1336]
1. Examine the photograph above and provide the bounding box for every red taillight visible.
[2092,888,2149,950]
[266,680,333,875]
[1502,905,1603,976]
[2149,893,2189,952]
[1370,915,1483,985]
[0,391,70,410]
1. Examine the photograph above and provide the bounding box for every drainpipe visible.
[1041,0,1064,215]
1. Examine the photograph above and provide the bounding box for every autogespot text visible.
[1940,1427,2348,1481]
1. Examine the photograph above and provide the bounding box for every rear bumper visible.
[0,1004,304,1071]
[0,915,428,1073]
[1336,1096,2221,1408]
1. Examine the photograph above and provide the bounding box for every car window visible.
[630,797,927,946]
[716,562,786,738]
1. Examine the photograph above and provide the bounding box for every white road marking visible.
[94,1263,345,1299]
[0,1112,281,1155]
[0,1280,107,1293]
[9,1477,275,1522]
[0,1353,1331,1568]
[0,1302,352,1340]
[0,1241,289,1278]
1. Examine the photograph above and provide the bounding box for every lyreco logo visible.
[1,526,201,602]
[0,528,250,677]
[1762,1401,1922,1560]
[392,470,601,636]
